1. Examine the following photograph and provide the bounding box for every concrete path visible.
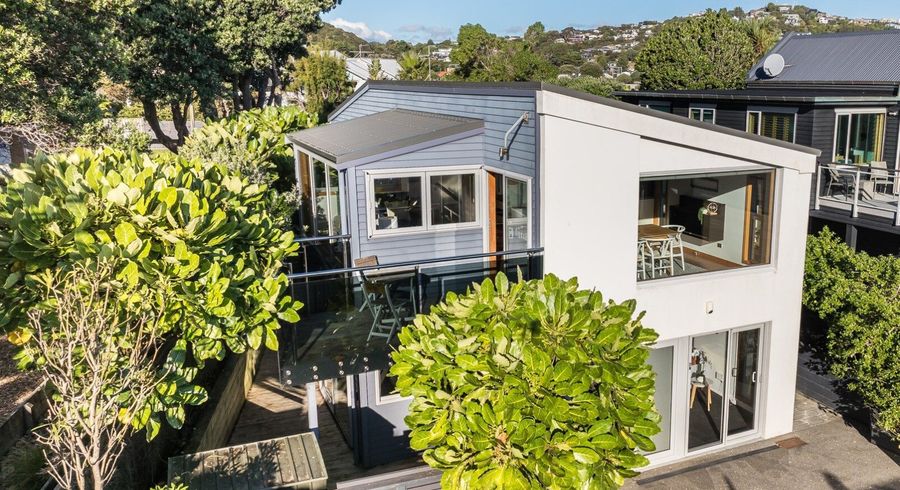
[624,393,900,490]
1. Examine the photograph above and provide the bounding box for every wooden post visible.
[814,164,822,210]
[852,167,861,218]
[306,382,319,438]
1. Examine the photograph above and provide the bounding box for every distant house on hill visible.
[323,51,400,90]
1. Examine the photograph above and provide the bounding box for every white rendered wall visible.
[539,91,815,456]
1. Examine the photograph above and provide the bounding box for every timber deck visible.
[228,350,422,488]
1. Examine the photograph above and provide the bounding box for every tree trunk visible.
[170,101,190,145]
[231,77,242,113]
[91,463,104,490]
[240,76,253,111]
[255,74,269,108]
[142,101,179,153]
[269,60,281,106]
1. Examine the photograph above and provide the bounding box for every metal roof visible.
[748,30,900,83]
[328,81,820,156]
[616,86,900,103]
[286,109,483,165]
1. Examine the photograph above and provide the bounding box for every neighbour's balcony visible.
[815,163,900,226]
[277,249,544,386]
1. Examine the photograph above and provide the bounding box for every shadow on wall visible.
[357,406,415,469]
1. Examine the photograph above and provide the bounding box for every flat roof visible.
[286,108,483,164]
[327,80,821,157]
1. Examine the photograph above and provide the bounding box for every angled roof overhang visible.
[286,109,484,169]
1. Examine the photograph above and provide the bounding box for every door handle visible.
[751,371,757,383]
[731,367,737,378]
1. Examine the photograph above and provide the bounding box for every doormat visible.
[636,445,780,485]
[776,436,807,449]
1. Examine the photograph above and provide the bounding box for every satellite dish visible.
[762,53,785,78]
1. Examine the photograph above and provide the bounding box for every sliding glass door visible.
[727,328,761,437]
[687,326,763,452]
[687,332,729,451]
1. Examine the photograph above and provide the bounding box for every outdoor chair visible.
[825,167,855,200]
[662,224,686,270]
[869,161,892,194]
[354,256,414,344]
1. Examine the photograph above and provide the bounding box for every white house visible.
[281,81,819,475]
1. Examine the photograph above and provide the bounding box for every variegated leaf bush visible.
[0,147,301,438]
[390,273,660,489]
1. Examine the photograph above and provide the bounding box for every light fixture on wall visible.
[888,104,900,117]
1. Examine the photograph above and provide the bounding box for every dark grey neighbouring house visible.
[618,30,900,255]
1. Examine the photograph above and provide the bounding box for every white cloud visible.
[397,24,453,42]
[328,18,393,42]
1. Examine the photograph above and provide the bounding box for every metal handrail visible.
[286,247,544,280]
[294,234,352,244]
[816,162,900,225]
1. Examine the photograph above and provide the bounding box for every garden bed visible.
[0,336,43,420]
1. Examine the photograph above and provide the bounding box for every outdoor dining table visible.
[638,224,677,240]
[365,267,418,315]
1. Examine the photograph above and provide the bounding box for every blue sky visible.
[323,1,899,43]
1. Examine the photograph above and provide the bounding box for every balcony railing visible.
[815,163,900,226]
[278,248,544,387]
[288,234,352,275]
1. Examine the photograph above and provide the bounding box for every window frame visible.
[639,100,672,113]
[689,107,716,124]
[745,109,797,144]
[365,166,483,238]
[831,108,887,165]
[374,369,412,405]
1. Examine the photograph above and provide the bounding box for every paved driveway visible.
[624,394,900,490]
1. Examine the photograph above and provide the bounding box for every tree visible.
[635,10,756,90]
[743,17,782,58]
[213,0,341,110]
[580,61,604,78]
[119,0,340,152]
[119,0,226,152]
[369,59,382,80]
[398,51,428,81]
[287,52,355,119]
[0,0,124,157]
[391,274,661,489]
[803,229,900,438]
[450,24,498,79]
[486,43,558,82]
[180,106,317,227]
[524,22,546,43]
[554,76,625,98]
[0,148,302,437]
[29,261,166,490]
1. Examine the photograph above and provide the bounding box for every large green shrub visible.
[0,148,301,436]
[390,273,661,489]
[804,229,900,437]
[181,106,317,193]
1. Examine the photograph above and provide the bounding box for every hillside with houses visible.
[313,3,898,84]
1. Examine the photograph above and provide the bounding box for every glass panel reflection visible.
[688,332,728,451]
[647,346,674,454]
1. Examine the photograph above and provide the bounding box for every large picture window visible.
[430,173,477,227]
[833,111,886,164]
[372,175,424,232]
[368,169,480,236]
[747,110,795,143]
[637,169,775,281]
